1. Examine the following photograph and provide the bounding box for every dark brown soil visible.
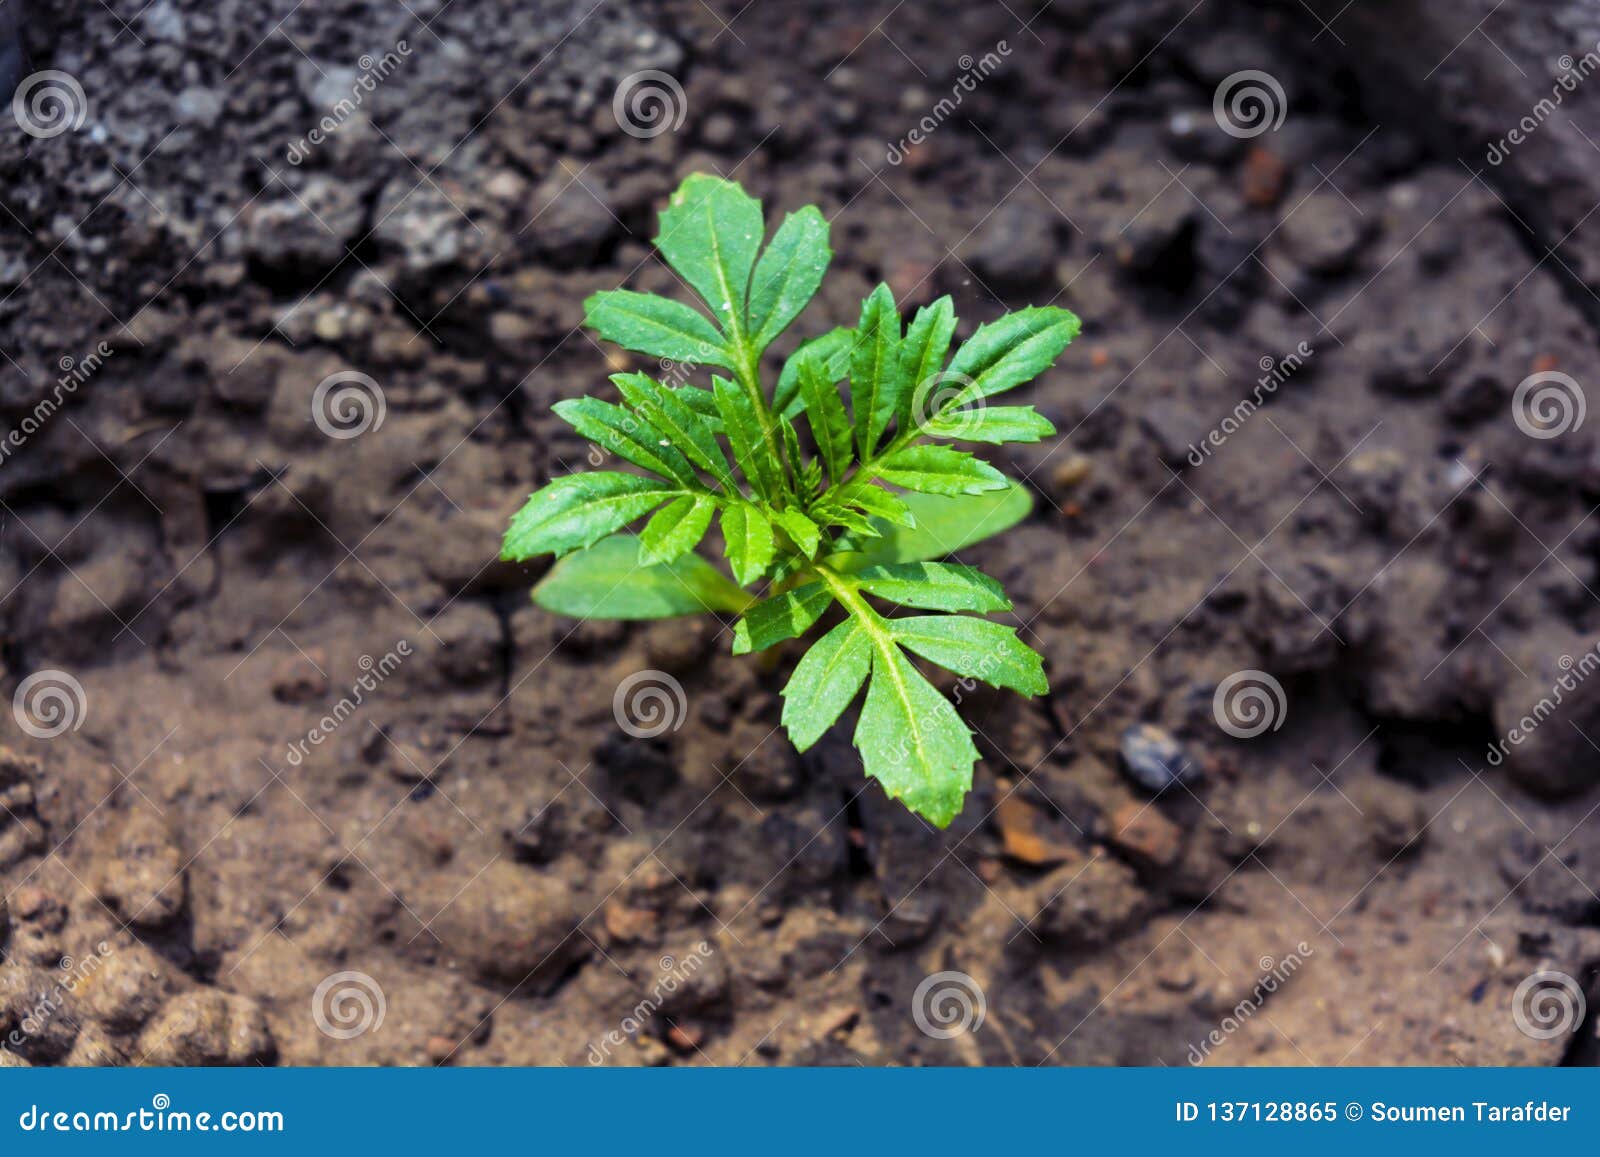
[4,0,1600,1067]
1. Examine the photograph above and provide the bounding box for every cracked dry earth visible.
[4,0,1600,1067]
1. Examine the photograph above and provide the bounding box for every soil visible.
[4,0,1600,1067]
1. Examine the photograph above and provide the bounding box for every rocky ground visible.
[3,0,1600,1066]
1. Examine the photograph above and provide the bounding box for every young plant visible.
[502,173,1079,827]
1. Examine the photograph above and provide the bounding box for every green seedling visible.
[502,173,1079,827]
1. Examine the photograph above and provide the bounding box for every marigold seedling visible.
[502,173,1079,827]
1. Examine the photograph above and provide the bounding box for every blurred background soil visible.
[4,0,1600,1066]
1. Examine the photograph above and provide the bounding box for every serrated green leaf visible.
[502,473,675,560]
[748,206,831,353]
[889,615,1047,696]
[944,306,1080,408]
[612,372,736,491]
[922,405,1055,444]
[638,494,716,564]
[711,376,782,501]
[675,386,721,422]
[834,478,915,528]
[898,296,957,428]
[780,416,805,489]
[656,174,765,340]
[777,326,855,417]
[798,354,852,485]
[583,290,734,369]
[533,534,748,618]
[552,397,698,487]
[851,284,903,458]
[732,582,833,654]
[855,562,1011,612]
[720,501,776,586]
[830,480,1033,569]
[781,618,871,751]
[855,642,977,828]
[773,508,821,557]
[798,457,824,500]
[874,444,1007,495]
[807,498,878,537]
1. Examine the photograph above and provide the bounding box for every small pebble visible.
[1051,454,1093,492]
[1118,724,1198,793]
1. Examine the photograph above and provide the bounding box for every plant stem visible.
[734,344,788,483]
[811,562,873,623]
